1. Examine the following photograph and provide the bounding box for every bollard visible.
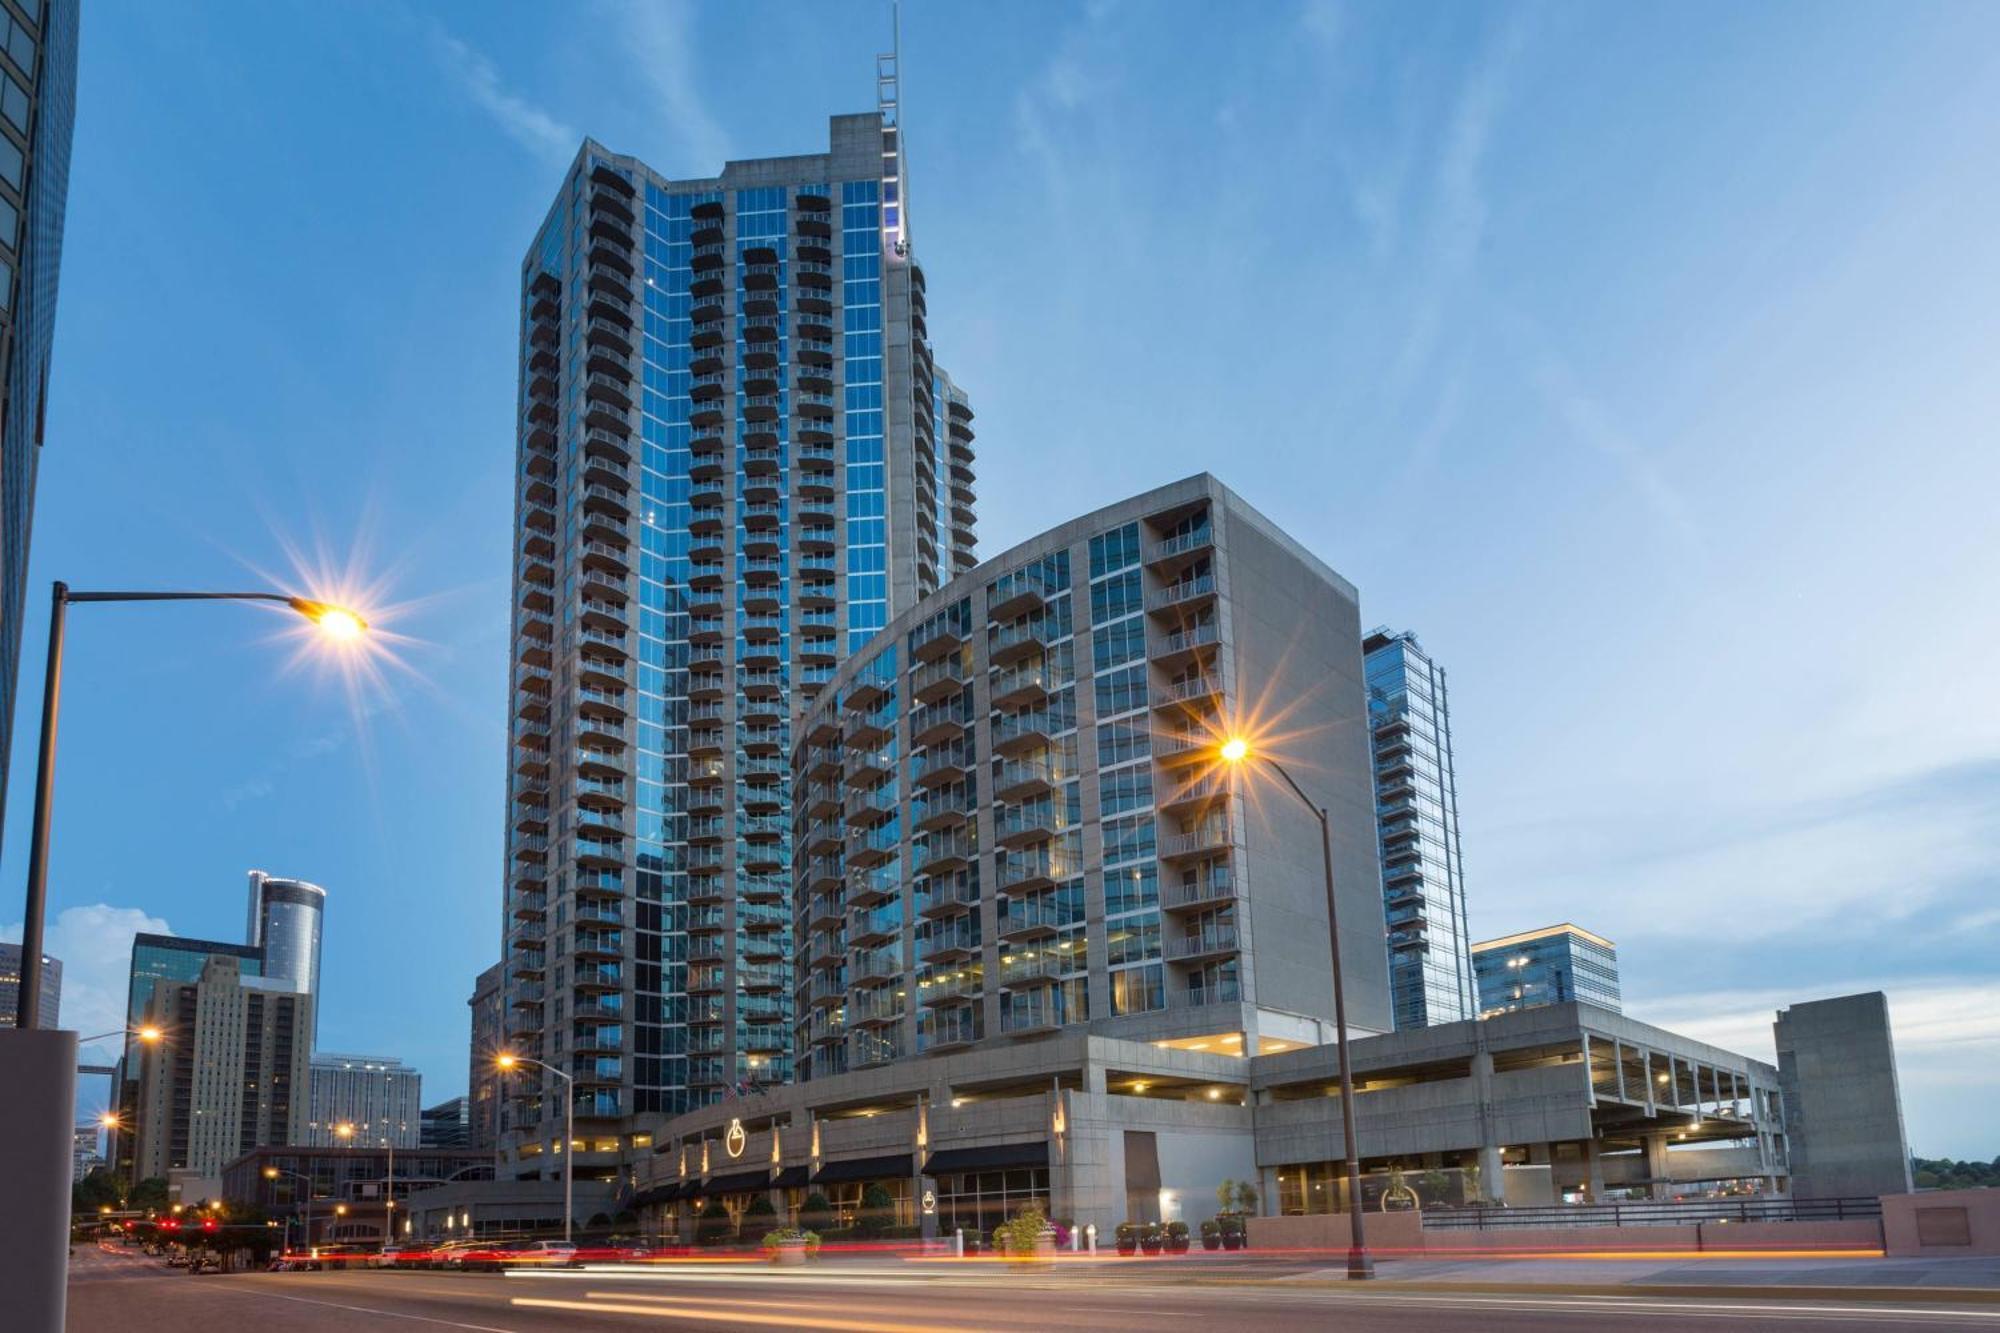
[953,1227,963,1258]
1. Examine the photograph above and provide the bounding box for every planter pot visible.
[1166,1237,1190,1254]
[1139,1239,1163,1255]
[1220,1233,1244,1251]
[1201,1235,1221,1251]
[1115,1240,1137,1256]
[767,1244,806,1266]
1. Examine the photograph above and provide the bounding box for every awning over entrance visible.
[697,1170,774,1196]
[812,1153,913,1185]
[771,1165,810,1189]
[924,1141,1049,1174]
[632,1182,686,1206]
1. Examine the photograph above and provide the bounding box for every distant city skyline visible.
[0,2,1993,1158]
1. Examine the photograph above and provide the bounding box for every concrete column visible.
[1470,1046,1502,1202]
[0,1029,78,1333]
[1644,1133,1673,1200]
[1583,1138,1605,1202]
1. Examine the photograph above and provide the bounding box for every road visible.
[66,1244,2000,1331]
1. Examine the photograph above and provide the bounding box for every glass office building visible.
[790,474,1390,1079]
[0,0,76,852]
[1362,628,1475,1030]
[245,870,326,1042]
[503,105,975,1179]
[0,939,59,1026]
[1473,923,1622,1016]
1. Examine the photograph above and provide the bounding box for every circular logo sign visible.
[725,1118,747,1159]
[921,1189,936,1215]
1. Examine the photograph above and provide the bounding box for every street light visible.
[1218,735,1374,1280]
[264,1166,315,1256]
[13,583,368,1029]
[335,1120,397,1246]
[497,1052,573,1241]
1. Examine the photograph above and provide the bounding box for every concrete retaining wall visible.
[1245,1211,1878,1255]
[1884,1189,2000,1257]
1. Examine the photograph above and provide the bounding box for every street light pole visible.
[14,583,367,1028]
[1222,740,1374,1280]
[500,1055,573,1242]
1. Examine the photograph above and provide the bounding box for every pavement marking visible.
[512,1293,973,1330]
[215,1284,524,1331]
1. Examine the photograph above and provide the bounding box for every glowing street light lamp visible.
[496,1052,574,1242]
[1217,735,1374,1280]
[14,583,369,1030]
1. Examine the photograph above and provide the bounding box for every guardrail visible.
[1420,1196,1883,1230]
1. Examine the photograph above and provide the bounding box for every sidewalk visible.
[1252,1252,2000,1302]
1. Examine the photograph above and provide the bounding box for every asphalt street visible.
[64,1244,2000,1331]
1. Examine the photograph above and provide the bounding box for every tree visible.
[854,1183,896,1238]
[130,1178,170,1212]
[1215,1178,1237,1215]
[798,1192,833,1232]
[73,1167,123,1216]
[739,1195,778,1244]
[1231,1180,1259,1215]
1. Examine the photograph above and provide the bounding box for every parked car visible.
[456,1240,521,1273]
[505,1240,580,1268]
[375,1243,435,1269]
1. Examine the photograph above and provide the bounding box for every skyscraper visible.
[466,961,503,1151]
[245,871,326,1038]
[0,0,77,847]
[501,58,976,1182]
[1362,628,1474,1029]
[420,1095,472,1149]
[0,939,59,1027]
[304,1052,421,1149]
[1472,923,1621,1017]
[131,954,310,1183]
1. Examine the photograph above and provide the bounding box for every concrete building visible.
[421,1096,472,1149]
[0,940,59,1027]
[131,954,311,1183]
[786,473,1387,1090]
[110,934,265,1178]
[245,871,325,1041]
[467,961,503,1150]
[403,1177,616,1243]
[1474,923,1621,1016]
[1776,992,1912,1199]
[625,1001,1794,1238]
[72,1124,100,1181]
[1362,628,1474,1029]
[222,1145,495,1247]
[304,1052,421,1149]
[500,76,977,1180]
[0,0,77,844]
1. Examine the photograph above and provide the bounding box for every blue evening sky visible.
[4,2,1996,1157]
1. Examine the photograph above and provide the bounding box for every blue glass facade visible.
[503,114,973,1172]
[1473,924,1622,1016]
[1364,628,1475,1030]
[0,0,76,850]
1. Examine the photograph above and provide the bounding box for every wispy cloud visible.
[432,28,576,167]
[2,904,173,1074]
[606,0,732,172]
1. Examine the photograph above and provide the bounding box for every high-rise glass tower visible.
[0,0,78,851]
[502,89,975,1179]
[1362,628,1474,1029]
[246,871,326,1029]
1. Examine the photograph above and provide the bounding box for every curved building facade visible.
[246,870,325,1042]
[789,473,1390,1081]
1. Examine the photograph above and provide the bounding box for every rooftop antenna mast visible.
[878,1,907,256]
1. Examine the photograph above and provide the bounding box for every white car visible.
[506,1240,579,1267]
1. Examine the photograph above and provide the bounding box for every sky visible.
[2,1,1996,1159]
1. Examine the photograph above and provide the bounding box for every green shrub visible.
[1165,1220,1190,1241]
[853,1183,896,1238]
[799,1192,834,1232]
[694,1209,734,1246]
[991,1205,1049,1258]
[760,1226,818,1251]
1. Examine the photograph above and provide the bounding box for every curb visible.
[1166,1277,2000,1305]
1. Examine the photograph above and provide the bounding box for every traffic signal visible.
[201,1218,218,1233]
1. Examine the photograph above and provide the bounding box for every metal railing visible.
[1420,1195,1883,1230]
